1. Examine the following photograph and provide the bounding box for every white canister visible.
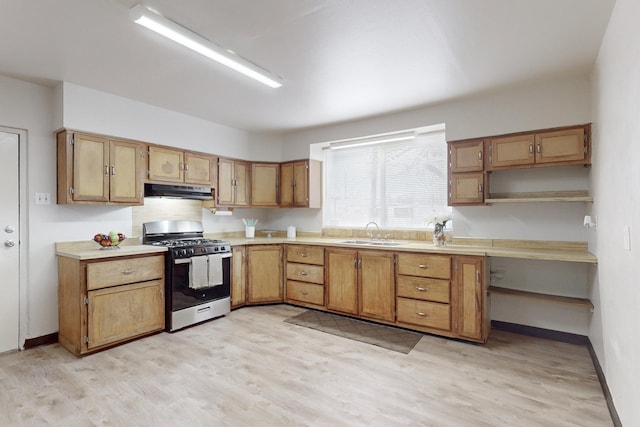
[245,226,255,238]
[287,225,296,239]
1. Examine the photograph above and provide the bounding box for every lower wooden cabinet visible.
[231,246,247,308]
[326,248,395,322]
[452,256,489,342]
[57,253,165,356]
[246,245,284,304]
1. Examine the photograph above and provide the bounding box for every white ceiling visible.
[0,0,615,132]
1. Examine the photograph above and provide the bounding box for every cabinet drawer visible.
[286,245,324,265]
[87,255,164,290]
[397,276,450,303]
[286,262,324,284]
[396,298,450,330]
[397,254,451,279]
[286,281,324,306]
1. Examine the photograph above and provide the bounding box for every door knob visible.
[5,240,16,247]
[4,225,15,233]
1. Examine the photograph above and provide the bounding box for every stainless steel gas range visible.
[142,220,231,332]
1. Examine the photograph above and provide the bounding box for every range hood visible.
[144,183,213,200]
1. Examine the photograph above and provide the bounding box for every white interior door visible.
[0,130,20,352]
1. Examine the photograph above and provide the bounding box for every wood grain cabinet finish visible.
[147,145,215,186]
[280,160,322,208]
[449,139,484,172]
[57,253,165,356]
[326,248,395,322]
[231,246,247,308]
[246,245,283,304]
[57,130,144,205]
[396,253,453,333]
[217,158,250,206]
[285,245,325,307]
[251,163,280,207]
[487,125,589,170]
[449,172,486,206]
[452,256,489,342]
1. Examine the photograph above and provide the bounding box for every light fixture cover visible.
[130,4,283,88]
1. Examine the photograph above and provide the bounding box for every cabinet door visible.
[449,140,484,173]
[251,163,279,207]
[148,146,184,183]
[217,157,234,205]
[535,128,585,164]
[72,133,110,202]
[488,134,535,169]
[87,279,164,349]
[292,161,309,207]
[234,160,251,206]
[453,256,485,342]
[449,172,485,205]
[110,139,143,204]
[231,246,246,308]
[326,248,358,315]
[184,152,215,186]
[358,251,395,322]
[279,162,294,207]
[246,245,283,303]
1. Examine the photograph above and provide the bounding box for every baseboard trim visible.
[491,321,621,426]
[586,339,622,427]
[23,332,58,349]
[490,320,588,345]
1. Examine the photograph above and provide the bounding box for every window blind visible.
[323,131,449,228]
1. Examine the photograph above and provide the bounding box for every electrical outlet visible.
[35,192,51,205]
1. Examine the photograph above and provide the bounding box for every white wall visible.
[590,0,640,424]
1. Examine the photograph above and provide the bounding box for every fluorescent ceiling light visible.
[129,4,283,88]
[329,132,416,150]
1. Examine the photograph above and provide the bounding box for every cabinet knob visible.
[301,290,309,295]
[300,253,308,257]
[416,312,427,317]
[121,268,136,275]
[299,271,308,276]
[418,264,428,269]
[416,287,427,292]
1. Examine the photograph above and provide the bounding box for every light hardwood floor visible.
[0,305,611,426]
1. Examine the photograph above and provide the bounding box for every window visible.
[323,128,450,229]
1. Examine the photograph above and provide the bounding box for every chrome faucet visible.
[365,221,380,240]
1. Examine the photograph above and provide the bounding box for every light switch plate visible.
[623,225,631,251]
[35,192,51,205]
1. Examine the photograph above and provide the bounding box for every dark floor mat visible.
[285,309,423,354]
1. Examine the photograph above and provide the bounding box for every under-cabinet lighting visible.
[329,132,416,150]
[129,4,283,88]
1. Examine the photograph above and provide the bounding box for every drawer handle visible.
[299,271,308,276]
[121,268,136,275]
[300,253,308,257]
[301,290,309,295]
[418,264,428,269]
[416,312,428,317]
[416,287,428,292]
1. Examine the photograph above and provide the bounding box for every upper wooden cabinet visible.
[487,125,589,170]
[449,139,484,173]
[217,158,250,207]
[147,145,215,186]
[448,124,591,206]
[280,160,322,208]
[251,163,280,207]
[57,130,144,205]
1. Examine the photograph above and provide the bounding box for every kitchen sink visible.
[340,240,405,247]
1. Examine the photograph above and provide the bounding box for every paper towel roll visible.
[287,225,296,239]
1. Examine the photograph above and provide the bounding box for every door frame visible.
[1,125,28,351]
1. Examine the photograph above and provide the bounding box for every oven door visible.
[169,253,232,312]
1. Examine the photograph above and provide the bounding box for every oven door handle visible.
[174,252,232,264]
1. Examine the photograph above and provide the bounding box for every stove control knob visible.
[180,249,188,256]
[188,248,195,255]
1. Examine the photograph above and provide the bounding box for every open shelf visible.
[485,190,593,204]
[488,286,594,310]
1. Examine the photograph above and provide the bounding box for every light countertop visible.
[55,236,596,264]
